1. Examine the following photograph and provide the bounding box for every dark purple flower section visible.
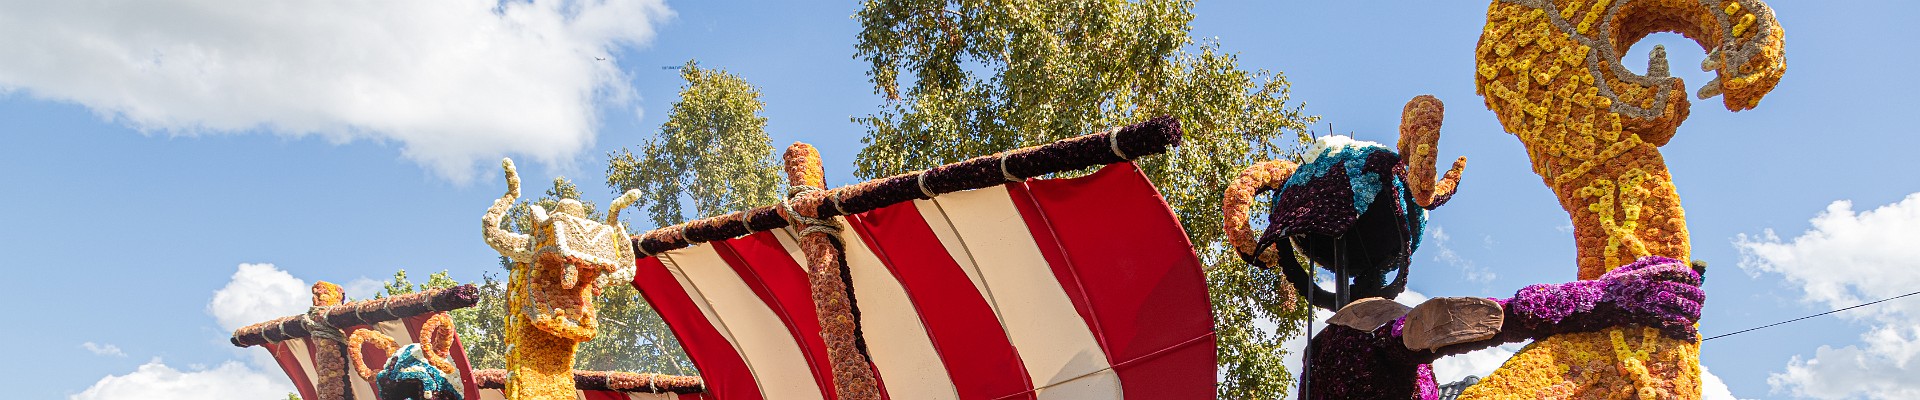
[1268,164,1361,239]
[1301,324,1429,400]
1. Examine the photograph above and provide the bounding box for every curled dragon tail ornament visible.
[1469,0,1783,398]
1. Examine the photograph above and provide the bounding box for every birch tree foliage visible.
[607,60,782,229]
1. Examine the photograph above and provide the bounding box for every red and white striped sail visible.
[631,162,1217,400]
[264,313,486,400]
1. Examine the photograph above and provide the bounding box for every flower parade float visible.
[228,277,707,400]
[230,117,1220,400]
[1464,0,1786,398]
[216,0,1788,394]
[347,313,465,400]
[1225,96,1705,400]
[228,282,486,400]
[622,117,1218,399]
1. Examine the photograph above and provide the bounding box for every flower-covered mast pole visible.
[310,282,352,400]
[779,142,882,400]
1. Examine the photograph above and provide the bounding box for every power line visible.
[1703,289,1920,341]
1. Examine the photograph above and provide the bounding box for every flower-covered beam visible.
[633,116,1183,256]
[228,284,480,348]
[470,369,706,394]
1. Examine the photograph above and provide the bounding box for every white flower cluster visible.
[1303,135,1386,164]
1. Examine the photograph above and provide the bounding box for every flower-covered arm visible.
[1502,256,1704,341]
[1407,256,1703,362]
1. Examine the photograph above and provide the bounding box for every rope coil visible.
[785,186,844,238]
[1108,128,1129,159]
[303,306,346,343]
[1000,154,1021,182]
[377,302,402,321]
[916,172,937,198]
[830,192,850,216]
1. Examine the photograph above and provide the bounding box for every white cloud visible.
[1736,193,1920,399]
[1429,341,1524,384]
[343,277,384,301]
[1702,366,1751,400]
[81,342,127,357]
[0,0,673,181]
[70,359,293,400]
[1429,225,1496,283]
[206,263,309,332]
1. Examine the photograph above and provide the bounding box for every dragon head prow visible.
[483,158,643,342]
[1610,0,1785,112]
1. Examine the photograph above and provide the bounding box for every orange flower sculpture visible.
[1469,0,1784,398]
[482,158,643,400]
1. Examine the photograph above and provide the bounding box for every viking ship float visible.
[226,0,1785,398]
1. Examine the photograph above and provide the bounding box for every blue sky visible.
[3,1,1917,399]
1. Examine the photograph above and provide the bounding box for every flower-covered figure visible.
[374,344,463,400]
[1469,0,1786,397]
[481,158,643,400]
[1225,96,1705,399]
[1225,95,1465,310]
[347,314,464,400]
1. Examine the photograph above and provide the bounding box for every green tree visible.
[600,58,784,377]
[377,270,420,297]
[853,1,1316,397]
[607,59,782,228]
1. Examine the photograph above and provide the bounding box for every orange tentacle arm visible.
[1223,160,1298,267]
[346,329,399,381]
[418,313,458,376]
[1396,95,1466,210]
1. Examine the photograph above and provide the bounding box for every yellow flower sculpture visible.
[1469,0,1784,398]
[482,158,643,400]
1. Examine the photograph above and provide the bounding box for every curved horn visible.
[346,329,398,381]
[1223,160,1298,268]
[1397,95,1466,210]
[482,158,533,261]
[417,313,457,375]
[607,189,642,227]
